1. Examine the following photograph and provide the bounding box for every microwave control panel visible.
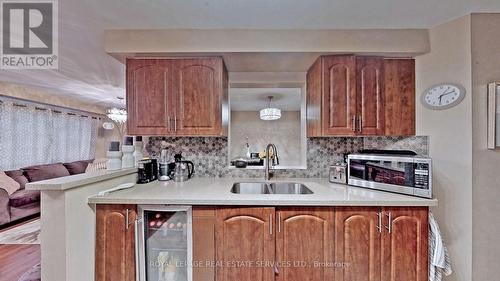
[414,163,430,188]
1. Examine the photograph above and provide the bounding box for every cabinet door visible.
[356,57,385,135]
[322,56,357,136]
[193,207,216,281]
[216,207,275,281]
[306,58,322,137]
[173,58,224,136]
[276,207,334,281]
[335,207,381,281]
[126,59,174,135]
[384,59,416,136]
[95,204,136,281]
[381,207,428,281]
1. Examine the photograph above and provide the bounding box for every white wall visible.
[230,111,303,167]
[415,16,473,281]
[470,13,500,281]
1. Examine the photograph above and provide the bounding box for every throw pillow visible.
[0,171,21,195]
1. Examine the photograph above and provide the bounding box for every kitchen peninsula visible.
[27,169,436,281]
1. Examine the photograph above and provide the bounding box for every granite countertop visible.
[87,177,437,206]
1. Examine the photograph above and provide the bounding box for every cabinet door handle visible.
[277,213,281,233]
[174,115,177,131]
[358,116,362,132]
[134,218,141,279]
[167,117,172,132]
[274,264,279,274]
[385,212,392,233]
[269,213,273,235]
[351,116,356,131]
[125,209,130,230]
[376,211,382,233]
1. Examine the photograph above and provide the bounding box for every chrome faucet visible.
[264,143,279,180]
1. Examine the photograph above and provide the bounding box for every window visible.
[0,98,100,170]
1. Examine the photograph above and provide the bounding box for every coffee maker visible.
[168,153,195,182]
[137,158,158,184]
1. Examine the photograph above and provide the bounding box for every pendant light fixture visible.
[259,96,281,121]
[107,108,127,124]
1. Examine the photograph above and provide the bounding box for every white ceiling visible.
[230,88,302,111]
[0,0,499,107]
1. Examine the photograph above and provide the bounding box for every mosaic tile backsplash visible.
[144,136,428,178]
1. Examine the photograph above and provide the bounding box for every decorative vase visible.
[121,145,135,168]
[133,136,144,167]
[106,151,122,171]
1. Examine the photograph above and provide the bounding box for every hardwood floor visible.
[0,244,40,281]
[0,217,41,281]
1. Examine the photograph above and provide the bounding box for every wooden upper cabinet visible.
[216,207,275,281]
[356,57,385,135]
[322,56,357,136]
[95,204,136,281]
[127,59,173,135]
[335,207,382,281]
[384,59,416,136]
[306,59,322,137]
[381,207,428,281]
[126,57,228,136]
[306,55,415,137]
[174,58,225,136]
[276,208,334,281]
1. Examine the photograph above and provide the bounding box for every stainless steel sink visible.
[230,182,271,194]
[269,182,314,194]
[230,182,313,194]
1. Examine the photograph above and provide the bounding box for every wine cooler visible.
[135,205,193,281]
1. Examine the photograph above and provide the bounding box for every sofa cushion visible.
[9,189,40,207]
[4,170,29,189]
[0,171,20,195]
[63,159,93,175]
[22,163,70,182]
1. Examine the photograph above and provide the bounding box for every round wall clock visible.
[421,83,466,110]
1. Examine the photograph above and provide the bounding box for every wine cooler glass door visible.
[136,205,192,281]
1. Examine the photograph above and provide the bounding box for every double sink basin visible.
[231,182,313,195]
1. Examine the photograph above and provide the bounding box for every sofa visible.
[0,160,93,226]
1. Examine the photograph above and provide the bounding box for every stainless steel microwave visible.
[347,153,432,198]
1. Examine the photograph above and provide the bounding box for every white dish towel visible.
[429,212,452,281]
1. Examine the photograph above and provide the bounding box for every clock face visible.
[422,84,465,110]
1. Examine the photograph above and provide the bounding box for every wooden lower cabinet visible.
[335,207,382,281]
[276,207,334,281]
[95,205,428,281]
[193,207,217,281]
[95,204,136,281]
[216,207,275,281]
[335,207,428,281]
[381,207,428,281]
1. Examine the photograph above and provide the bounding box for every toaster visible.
[329,163,347,184]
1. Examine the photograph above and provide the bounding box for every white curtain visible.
[0,100,99,170]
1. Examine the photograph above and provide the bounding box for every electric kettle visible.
[168,153,194,182]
